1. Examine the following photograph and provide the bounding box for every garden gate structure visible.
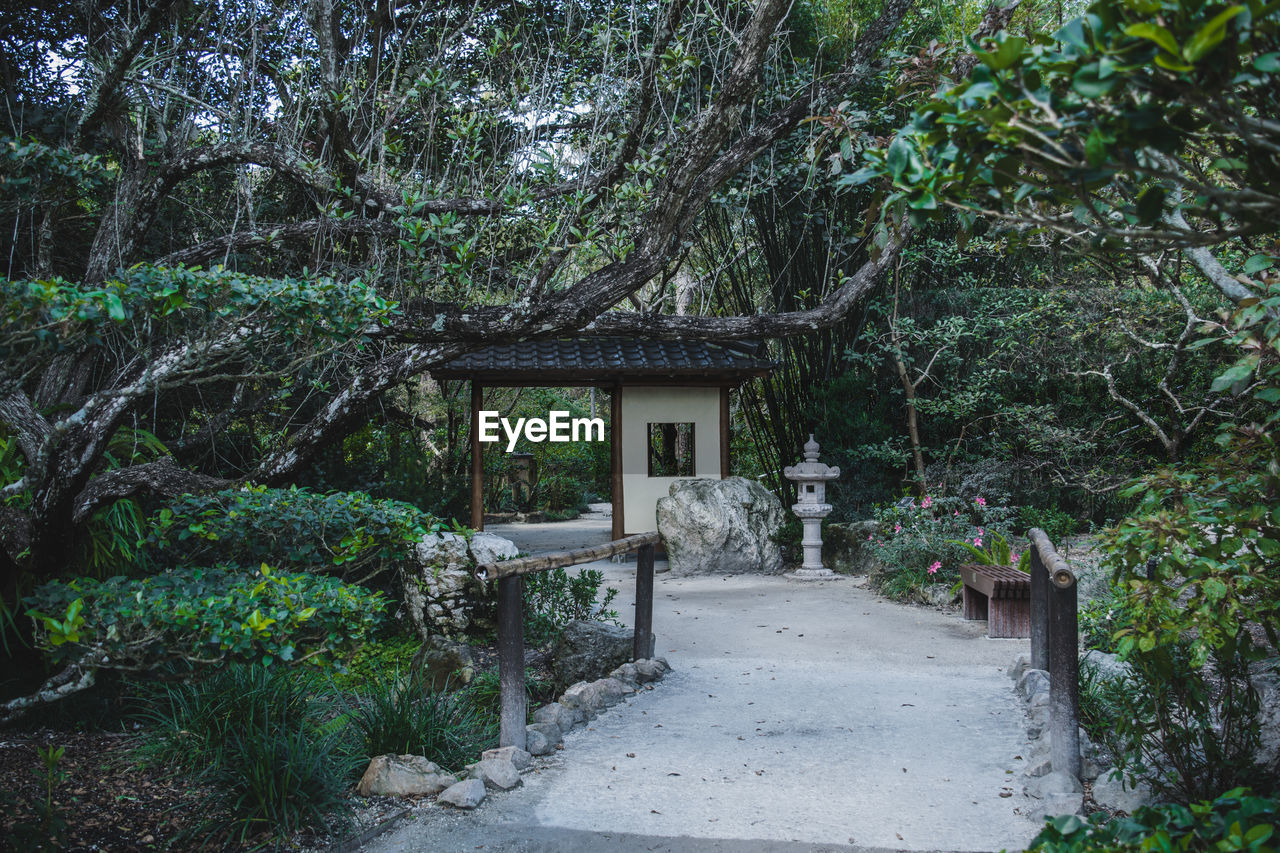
[433,337,773,537]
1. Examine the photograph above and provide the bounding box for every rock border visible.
[1008,652,1152,820]
[357,657,674,814]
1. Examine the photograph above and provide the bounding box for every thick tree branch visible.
[581,228,911,340]
[154,218,407,268]
[72,457,231,524]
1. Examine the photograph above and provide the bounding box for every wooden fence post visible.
[497,574,527,750]
[634,543,655,660]
[1048,565,1081,780]
[1029,528,1049,672]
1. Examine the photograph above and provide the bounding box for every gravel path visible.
[364,517,1040,853]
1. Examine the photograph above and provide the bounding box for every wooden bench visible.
[958,563,1031,638]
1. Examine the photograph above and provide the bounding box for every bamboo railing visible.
[476,531,661,749]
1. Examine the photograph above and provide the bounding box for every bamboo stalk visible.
[479,531,662,580]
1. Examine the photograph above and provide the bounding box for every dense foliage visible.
[24,565,385,674]
[144,486,441,582]
[1029,788,1279,852]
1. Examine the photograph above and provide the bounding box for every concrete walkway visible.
[365,515,1040,853]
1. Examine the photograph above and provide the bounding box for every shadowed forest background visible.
[1,0,1278,847]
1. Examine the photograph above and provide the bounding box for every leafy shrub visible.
[1029,788,1279,853]
[347,669,495,770]
[25,564,385,674]
[143,485,441,581]
[1088,286,1280,801]
[1098,640,1271,802]
[1078,585,1134,654]
[135,664,355,845]
[522,567,619,646]
[1017,506,1078,544]
[867,493,1013,600]
[328,634,422,691]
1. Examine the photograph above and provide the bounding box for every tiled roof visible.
[432,337,773,383]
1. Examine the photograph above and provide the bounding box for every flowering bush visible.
[869,494,1015,598]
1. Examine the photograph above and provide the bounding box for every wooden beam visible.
[470,381,484,531]
[719,386,731,478]
[480,531,661,580]
[611,385,625,540]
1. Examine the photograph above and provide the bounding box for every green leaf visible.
[1183,5,1245,62]
[1211,358,1258,392]
[1124,22,1181,55]
[1254,52,1280,72]
[1136,185,1166,224]
[1072,64,1116,97]
[1085,127,1109,168]
[104,292,126,322]
[1244,254,1275,274]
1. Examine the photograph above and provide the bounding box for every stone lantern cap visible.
[783,435,840,482]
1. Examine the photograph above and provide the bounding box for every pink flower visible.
[894,522,902,533]
[973,537,983,547]
[921,496,933,509]
[953,510,960,517]
[1011,551,1020,564]
[928,560,941,575]
[978,527,985,536]
[867,533,873,541]
[975,497,987,506]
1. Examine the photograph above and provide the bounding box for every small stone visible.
[532,702,577,732]
[525,726,552,756]
[527,721,563,747]
[438,778,486,809]
[357,754,453,797]
[1092,770,1153,813]
[1018,669,1050,702]
[1028,793,1085,821]
[1025,770,1082,799]
[482,746,531,770]
[654,657,671,672]
[470,757,521,791]
[609,663,640,687]
[633,659,664,683]
[1009,653,1032,682]
[1023,757,1053,778]
[561,680,604,712]
[593,677,631,706]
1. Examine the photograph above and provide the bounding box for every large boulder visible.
[401,530,518,638]
[822,520,882,574]
[552,621,634,688]
[656,477,784,575]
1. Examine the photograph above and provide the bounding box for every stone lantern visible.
[783,435,841,579]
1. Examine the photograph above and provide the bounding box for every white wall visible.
[620,386,721,533]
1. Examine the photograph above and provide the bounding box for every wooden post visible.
[719,386,731,478]
[1029,529,1049,671]
[470,381,484,531]
[633,543,655,660]
[611,385,625,540]
[1048,565,1081,780]
[497,574,526,750]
